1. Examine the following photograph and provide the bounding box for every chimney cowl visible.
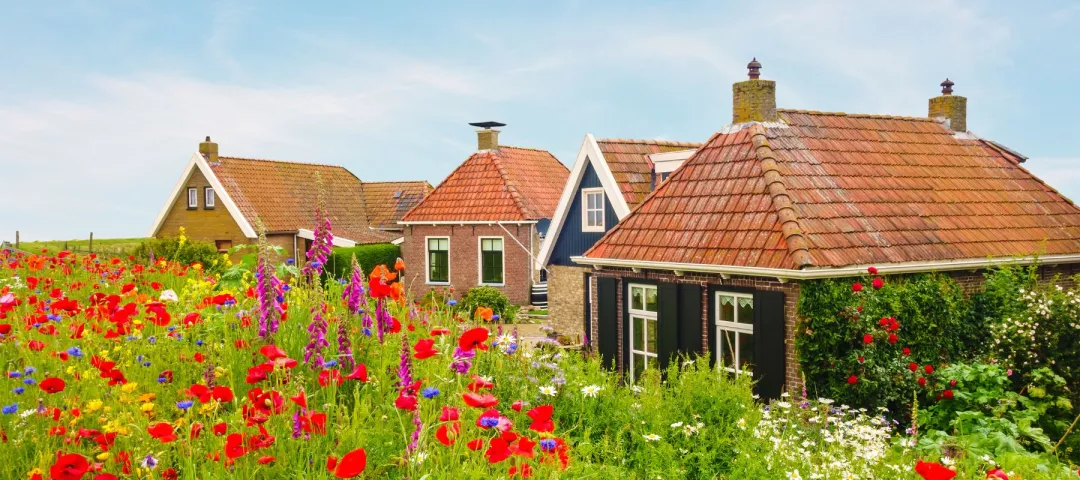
[470,121,504,151]
[199,136,219,163]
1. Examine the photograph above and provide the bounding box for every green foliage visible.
[458,285,517,323]
[796,273,981,411]
[132,236,224,272]
[323,244,400,280]
[217,243,298,290]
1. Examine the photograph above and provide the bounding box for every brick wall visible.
[948,263,1080,295]
[401,224,536,305]
[265,234,301,264]
[155,167,251,255]
[587,267,802,393]
[548,264,587,341]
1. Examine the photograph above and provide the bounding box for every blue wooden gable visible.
[548,160,619,266]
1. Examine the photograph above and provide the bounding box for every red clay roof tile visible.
[594,139,702,209]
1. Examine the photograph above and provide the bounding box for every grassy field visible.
[11,237,146,255]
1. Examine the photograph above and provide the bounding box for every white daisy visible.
[642,433,661,442]
[539,385,557,396]
[581,384,602,398]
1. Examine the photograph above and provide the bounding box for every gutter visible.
[398,220,537,226]
[570,253,1080,282]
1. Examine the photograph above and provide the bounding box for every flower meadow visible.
[2,224,1080,478]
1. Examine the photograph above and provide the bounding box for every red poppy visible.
[431,328,451,336]
[334,447,367,478]
[468,375,494,392]
[986,468,1009,480]
[345,364,368,382]
[914,460,957,480]
[259,345,288,361]
[395,391,418,411]
[436,422,460,446]
[413,338,439,359]
[49,453,89,480]
[852,282,863,293]
[872,277,884,289]
[511,400,524,412]
[439,406,460,422]
[182,312,202,327]
[463,392,499,408]
[459,327,490,352]
[190,423,203,439]
[213,422,228,436]
[527,404,555,433]
[290,390,308,410]
[0,324,10,335]
[485,437,512,464]
[94,474,120,480]
[225,433,246,459]
[847,375,858,385]
[147,422,177,443]
[467,439,485,450]
[39,377,65,394]
[511,436,537,458]
[257,456,276,465]
[301,412,327,435]
[318,369,343,387]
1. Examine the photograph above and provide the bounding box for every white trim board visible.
[296,229,356,248]
[535,134,631,270]
[398,220,537,226]
[650,149,696,174]
[477,235,506,286]
[147,152,257,239]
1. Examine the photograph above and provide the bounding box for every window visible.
[204,187,216,209]
[658,171,671,183]
[479,237,504,285]
[628,284,658,382]
[581,188,605,232]
[187,188,198,209]
[715,292,754,376]
[215,240,232,253]
[426,237,449,284]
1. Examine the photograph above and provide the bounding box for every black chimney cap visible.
[469,121,506,129]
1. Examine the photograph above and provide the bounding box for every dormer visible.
[649,149,697,187]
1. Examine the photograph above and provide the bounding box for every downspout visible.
[495,221,538,284]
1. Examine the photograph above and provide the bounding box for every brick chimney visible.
[199,136,219,163]
[929,78,967,132]
[732,58,778,123]
[469,122,505,151]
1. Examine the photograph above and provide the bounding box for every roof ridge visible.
[489,152,532,219]
[496,145,555,154]
[596,138,703,147]
[777,109,937,122]
[218,156,350,169]
[361,180,429,185]
[748,124,814,269]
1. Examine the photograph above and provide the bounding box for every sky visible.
[1,1,1079,241]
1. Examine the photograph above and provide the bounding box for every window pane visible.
[429,250,448,282]
[737,298,754,325]
[739,332,754,374]
[645,287,657,312]
[482,250,503,284]
[632,316,644,350]
[719,330,736,370]
[646,318,657,354]
[631,287,643,311]
[633,354,645,381]
[719,295,735,322]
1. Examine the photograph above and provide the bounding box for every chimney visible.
[469,121,506,151]
[732,58,778,123]
[929,78,967,132]
[199,136,219,163]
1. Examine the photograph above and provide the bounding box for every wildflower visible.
[140,454,159,469]
[642,433,661,442]
[527,404,555,432]
[539,385,557,396]
[421,387,440,399]
[159,290,179,302]
[914,460,956,480]
[50,453,89,480]
[787,470,803,480]
[540,438,557,451]
[39,377,65,394]
[1,403,16,414]
[581,384,602,398]
[868,266,878,274]
[331,447,367,478]
[942,389,954,400]
[177,400,194,411]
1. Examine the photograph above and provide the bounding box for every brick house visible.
[148,137,431,261]
[399,124,569,306]
[536,136,701,342]
[574,59,1080,399]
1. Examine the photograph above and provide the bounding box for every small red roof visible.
[595,139,702,209]
[585,110,1080,269]
[402,146,569,222]
[361,181,433,229]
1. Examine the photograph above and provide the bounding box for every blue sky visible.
[1,1,1079,241]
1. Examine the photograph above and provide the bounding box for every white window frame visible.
[581,187,605,233]
[425,236,450,285]
[187,187,198,208]
[204,187,216,208]
[628,283,658,382]
[715,291,754,376]
[477,236,505,286]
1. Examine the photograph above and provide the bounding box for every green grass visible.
[14,237,146,255]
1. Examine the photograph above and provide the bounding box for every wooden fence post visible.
[89,233,93,253]
[15,231,18,249]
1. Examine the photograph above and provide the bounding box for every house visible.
[574,59,1080,399]
[536,136,702,342]
[148,137,431,261]
[399,123,569,306]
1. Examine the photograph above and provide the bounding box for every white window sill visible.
[582,226,605,233]
[426,281,451,286]
[480,283,505,287]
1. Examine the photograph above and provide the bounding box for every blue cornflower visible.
[421,387,440,399]
[338,278,348,285]
[479,416,500,428]
[1,403,17,415]
[23,366,35,375]
[13,387,24,395]
[136,355,144,362]
[147,336,157,345]
[167,326,176,332]
[127,336,138,341]
[282,285,291,292]
[142,362,151,367]
[362,328,372,337]
[195,340,204,346]
[141,454,158,469]
[156,376,167,384]
[177,400,194,410]
[492,314,500,321]
[22,378,35,386]
[6,372,20,378]
[540,439,557,451]
[310,261,323,269]
[505,344,518,354]
[47,314,61,322]
[448,300,458,306]
[323,359,338,368]
[286,258,295,265]
[66,346,83,358]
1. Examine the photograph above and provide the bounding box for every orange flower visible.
[394,258,406,271]
[475,307,494,322]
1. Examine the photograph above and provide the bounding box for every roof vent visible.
[469,121,505,151]
[393,190,403,198]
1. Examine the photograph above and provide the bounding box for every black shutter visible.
[753,290,786,400]
[657,283,679,371]
[596,277,618,370]
[677,285,703,355]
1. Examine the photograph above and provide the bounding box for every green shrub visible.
[132,236,224,272]
[458,285,517,323]
[323,243,400,280]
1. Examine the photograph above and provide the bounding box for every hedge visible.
[132,237,224,272]
[324,243,400,280]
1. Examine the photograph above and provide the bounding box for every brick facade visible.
[154,167,251,256]
[401,224,539,306]
[547,264,588,342]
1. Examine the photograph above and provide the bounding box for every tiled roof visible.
[402,146,569,222]
[595,139,702,209]
[361,181,433,229]
[210,157,397,244]
[585,110,1080,269]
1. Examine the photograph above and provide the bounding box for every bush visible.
[458,285,517,323]
[132,235,224,272]
[323,243,400,280]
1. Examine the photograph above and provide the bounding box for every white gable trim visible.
[146,152,258,239]
[535,134,631,270]
[296,229,357,247]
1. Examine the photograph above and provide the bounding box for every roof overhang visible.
[147,152,257,239]
[571,253,1080,282]
[649,149,697,174]
[390,236,405,245]
[397,220,537,226]
[296,229,357,248]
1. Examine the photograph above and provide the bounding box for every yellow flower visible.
[198,403,217,415]
[96,452,111,461]
[140,403,155,413]
[103,406,112,413]
[86,400,103,412]
[65,366,76,375]
[27,468,44,479]
[214,367,227,379]
[121,383,139,393]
